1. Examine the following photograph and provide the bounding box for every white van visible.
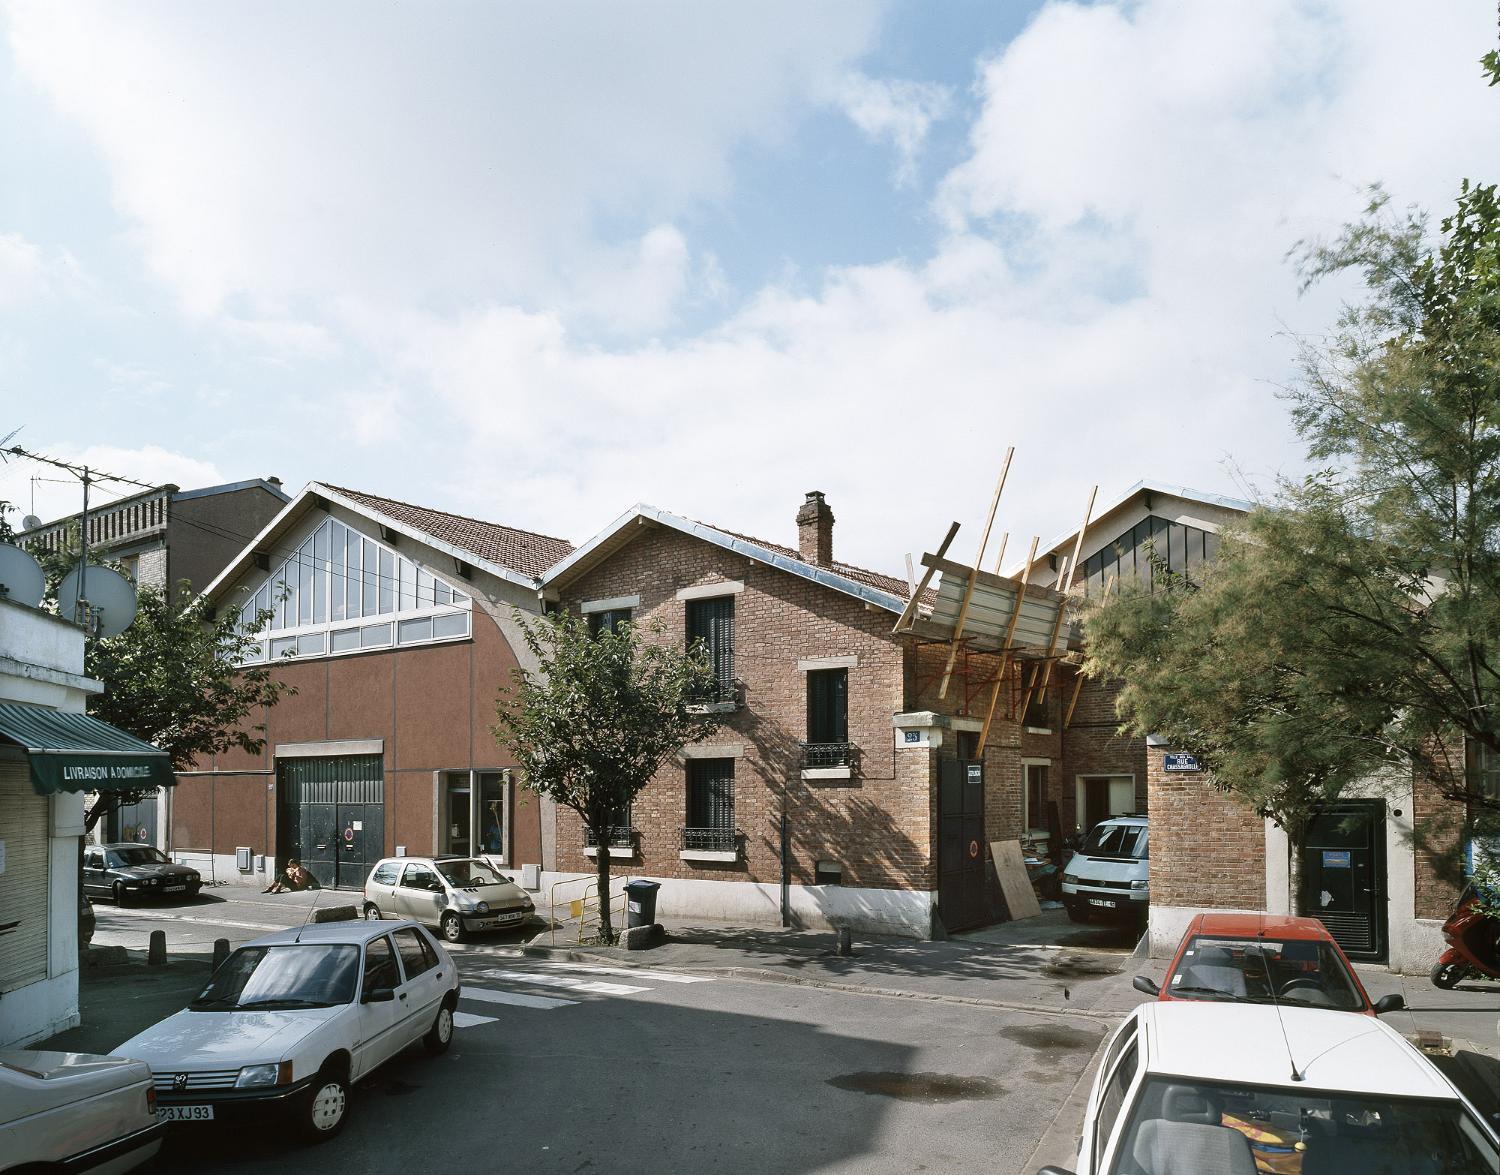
[1060,814,1148,926]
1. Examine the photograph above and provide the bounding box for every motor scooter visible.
[1430,883,1500,988]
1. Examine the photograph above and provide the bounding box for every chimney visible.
[796,490,835,567]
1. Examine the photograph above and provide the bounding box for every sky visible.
[2,1,1497,578]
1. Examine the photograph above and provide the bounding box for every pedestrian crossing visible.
[450,959,714,1027]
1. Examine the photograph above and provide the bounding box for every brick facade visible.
[555,525,928,893]
[1146,749,1265,910]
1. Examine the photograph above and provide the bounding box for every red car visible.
[1132,913,1406,1016]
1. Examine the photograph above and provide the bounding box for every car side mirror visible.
[430,881,446,892]
[1373,993,1405,1015]
[362,987,395,1003]
[1132,975,1160,996]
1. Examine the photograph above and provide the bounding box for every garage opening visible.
[277,754,384,889]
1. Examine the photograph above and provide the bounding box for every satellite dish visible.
[0,544,46,607]
[21,514,42,532]
[57,563,138,637]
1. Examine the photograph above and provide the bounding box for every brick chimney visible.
[796,490,835,566]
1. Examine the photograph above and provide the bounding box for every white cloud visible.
[829,71,952,184]
[6,1,881,321]
[0,231,90,309]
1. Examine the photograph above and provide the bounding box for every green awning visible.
[0,703,174,795]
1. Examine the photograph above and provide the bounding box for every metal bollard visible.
[837,927,852,957]
[212,938,230,971]
[147,930,167,966]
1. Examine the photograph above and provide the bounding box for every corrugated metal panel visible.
[280,755,384,804]
[0,758,50,994]
[930,573,1064,649]
[0,703,167,756]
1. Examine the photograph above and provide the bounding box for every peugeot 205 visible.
[115,919,460,1143]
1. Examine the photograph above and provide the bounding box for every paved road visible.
[77,893,1110,1175]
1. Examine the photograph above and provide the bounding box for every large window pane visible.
[330,525,346,621]
[346,530,362,618]
[416,568,433,607]
[432,612,468,640]
[478,772,506,858]
[379,549,394,613]
[398,556,415,611]
[312,526,327,624]
[362,540,377,616]
[331,627,361,653]
[299,541,314,625]
[398,616,433,644]
[361,622,392,648]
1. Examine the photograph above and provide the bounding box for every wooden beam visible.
[904,553,916,598]
[893,521,959,633]
[978,535,1039,753]
[938,453,1013,699]
[992,531,1009,575]
[1063,668,1087,728]
[918,553,1066,606]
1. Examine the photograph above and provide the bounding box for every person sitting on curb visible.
[264,859,319,893]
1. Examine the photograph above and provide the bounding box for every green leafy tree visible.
[494,611,724,943]
[1086,176,1500,909]
[82,582,291,833]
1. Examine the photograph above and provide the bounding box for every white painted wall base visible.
[0,970,82,1048]
[528,871,936,939]
[170,850,269,885]
[1389,917,1447,976]
[1147,905,1266,958]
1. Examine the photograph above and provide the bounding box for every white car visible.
[116,919,460,1143]
[363,855,535,942]
[1041,1000,1499,1175]
[0,1049,163,1174]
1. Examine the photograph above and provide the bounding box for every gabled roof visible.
[541,504,910,615]
[200,481,574,600]
[1006,479,1254,579]
[321,484,572,581]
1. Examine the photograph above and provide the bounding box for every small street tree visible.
[82,582,291,833]
[5,502,291,833]
[494,610,724,943]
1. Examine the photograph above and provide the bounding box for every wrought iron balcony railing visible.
[801,741,854,769]
[583,826,635,850]
[685,677,740,709]
[681,826,738,854]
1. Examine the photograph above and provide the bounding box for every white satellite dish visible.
[57,562,138,637]
[0,544,46,607]
[21,514,42,532]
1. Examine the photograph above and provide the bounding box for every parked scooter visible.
[1430,883,1500,989]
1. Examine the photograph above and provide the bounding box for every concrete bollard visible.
[212,938,230,971]
[147,930,167,966]
[836,927,853,957]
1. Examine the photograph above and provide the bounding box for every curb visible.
[1021,1026,1109,1173]
[522,942,1119,1023]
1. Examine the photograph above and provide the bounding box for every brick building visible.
[1015,481,1477,972]
[172,482,571,888]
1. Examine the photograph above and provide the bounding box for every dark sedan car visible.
[83,843,202,905]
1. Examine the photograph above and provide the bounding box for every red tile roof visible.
[321,484,573,580]
[709,524,914,602]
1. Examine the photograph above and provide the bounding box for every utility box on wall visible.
[235,846,253,872]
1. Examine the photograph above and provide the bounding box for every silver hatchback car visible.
[363,856,535,942]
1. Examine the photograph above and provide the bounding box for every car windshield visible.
[437,859,506,888]
[189,944,360,1010]
[1165,935,1366,1011]
[109,847,170,867]
[1083,824,1148,860]
[1109,1076,1497,1175]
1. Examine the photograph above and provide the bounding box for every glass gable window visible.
[1078,514,1220,597]
[236,516,473,663]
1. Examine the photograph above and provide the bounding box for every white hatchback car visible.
[116,919,460,1143]
[0,1050,163,1174]
[1042,1000,1499,1175]
[363,855,534,942]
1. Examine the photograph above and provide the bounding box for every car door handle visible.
[399,993,407,1000]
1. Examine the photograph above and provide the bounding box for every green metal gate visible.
[277,755,384,889]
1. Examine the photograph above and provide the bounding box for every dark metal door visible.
[939,759,987,932]
[1302,800,1386,961]
[110,790,160,847]
[278,755,385,889]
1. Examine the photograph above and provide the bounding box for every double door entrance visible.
[277,754,385,889]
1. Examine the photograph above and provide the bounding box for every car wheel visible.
[424,1001,455,1055]
[363,902,383,921]
[296,1069,350,1143]
[113,882,130,907]
[1064,902,1090,924]
[440,912,464,943]
[1430,961,1466,990]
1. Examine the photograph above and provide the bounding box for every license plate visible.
[157,1104,214,1121]
[1088,898,1116,908]
[164,885,186,893]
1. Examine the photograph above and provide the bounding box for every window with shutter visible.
[806,668,848,744]
[686,597,735,702]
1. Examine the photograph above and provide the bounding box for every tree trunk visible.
[84,794,115,836]
[594,827,614,945]
[1287,831,1304,917]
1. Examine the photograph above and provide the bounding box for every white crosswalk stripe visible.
[473,968,650,995]
[452,1011,499,1028]
[530,961,712,984]
[463,985,575,1010]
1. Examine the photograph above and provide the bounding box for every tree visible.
[1085,178,1500,910]
[494,611,724,944]
[80,582,291,833]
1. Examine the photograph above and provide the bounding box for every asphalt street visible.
[73,891,1113,1175]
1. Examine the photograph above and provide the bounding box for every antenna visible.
[1254,937,1304,1082]
[0,545,46,607]
[294,879,326,944]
